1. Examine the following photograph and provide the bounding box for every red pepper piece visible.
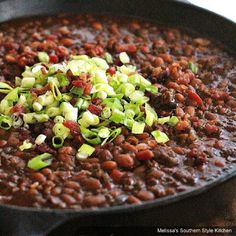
[63,120,80,136]
[187,90,203,105]
[49,54,58,63]
[10,104,25,114]
[88,104,102,115]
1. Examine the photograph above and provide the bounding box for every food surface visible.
[0,15,235,209]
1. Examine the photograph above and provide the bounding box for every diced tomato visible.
[83,83,92,95]
[187,90,203,106]
[49,54,58,63]
[63,120,80,136]
[107,67,116,75]
[136,150,154,161]
[72,80,92,95]
[72,79,84,88]
[10,104,25,114]
[91,97,102,105]
[88,104,102,115]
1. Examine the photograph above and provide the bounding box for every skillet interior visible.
[0,0,235,235]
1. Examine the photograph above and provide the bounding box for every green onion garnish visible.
[70,87,83,96]
[168,116,179,126]
[52,136,64,148]
[0,82,13,94]
[38,52,49,63]
[27,153,53,171]
[76,144,95,160]
[0,52,176,152]
[132,121,145,134]
[0,115,12,130]
[151,130,169,144]
[19,140,33,151]
[189,62,198,74]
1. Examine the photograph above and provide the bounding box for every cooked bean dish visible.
[0,15,235,209]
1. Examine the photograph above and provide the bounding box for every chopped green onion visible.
[92,57,109,70]
[77,144,95,160]
[34,114,49,123]
[5,88,19,102]
[54,115,64,123]
[60,102,74,113]
[119,52,130,64]
[125,109,135,119]
[189,62,198,74]
[146,85,158,94]
[53,123,70,139]
[64,107,78,122]
[98,127,110,138]
[52,136,64,148]
[80,111,99,127]
[27,153,53,171]
[50,82,62,101]
[120,83,135,97]
[0,82,13,94]
[62,93,72,102]
[38,52,49,63]
[158,116,170,125]
[35,134,47,145]
[132,121,145,134]
[101,127,122,145]
[46,107,61,117]
[23,113,36,124]
[151,130,169,144]
[70,87,83,96]
[168,116,179,126]
[56,73,69,87]
[101,107,111,119]
[21,77,35,88]
[104,52,113,64]
[0,115,12,130]
[80,127,101,145]
[96,91,107,100]
[12,116,23,128]
[145,103,158,127]
[33,102,43,112]
[38,92,54,106]
[109,108,125,124]
[19,140,33,151]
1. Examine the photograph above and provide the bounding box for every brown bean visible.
[127,195,141,204]
[64,181,80,190]
[60,38,74,46]
[136,190,155,201]
[31,172,46,183]
[116,154,134,168]
[121,142,137,153]
[175,93,185,103]
[102,161,117,170]
[83,195,106,207]
[61,194,76,205]
[80,178,101,190]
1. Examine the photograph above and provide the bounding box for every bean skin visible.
[102,161,117,170]
[83,195,106,207]
[116,154,134,168]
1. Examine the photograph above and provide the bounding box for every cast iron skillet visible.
[0,0,235,235]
